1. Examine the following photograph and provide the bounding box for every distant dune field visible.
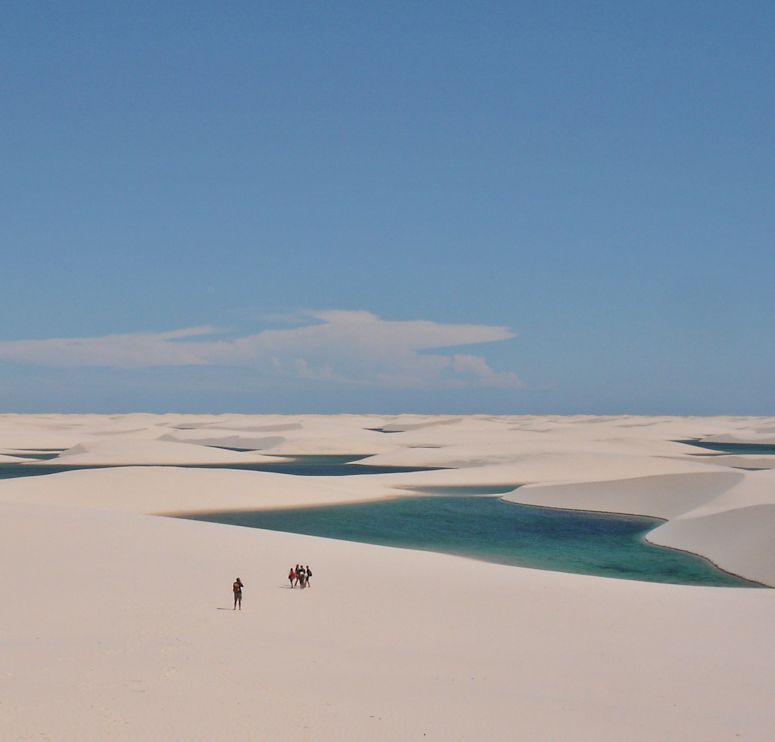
[1,413,774,740]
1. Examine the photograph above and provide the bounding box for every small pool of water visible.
[179,496,762,587]
[0,456,439,481]
[2,448,65,461]
[2,451,65,461]
[679,440,775,456]
[402,484,521,496]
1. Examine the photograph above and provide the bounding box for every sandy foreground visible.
[1,413,774,741]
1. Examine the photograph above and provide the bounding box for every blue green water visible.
[0,455,438,481]
[2,451,64,461]
[180,496,762,587]
[2,450,764,587]
[406,484,521,496]
[679,440,775,456]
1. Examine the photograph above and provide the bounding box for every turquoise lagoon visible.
[1,453,763,587]
[181,494,762,587]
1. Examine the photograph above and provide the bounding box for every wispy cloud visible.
[0,311,522,389]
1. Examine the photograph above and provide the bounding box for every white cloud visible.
[0,311,522,389]
[450,354,523,388]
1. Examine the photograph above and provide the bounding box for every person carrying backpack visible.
[233,578,244,610]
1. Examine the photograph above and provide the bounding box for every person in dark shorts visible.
[305,565,312,587]
[233,578,244,610]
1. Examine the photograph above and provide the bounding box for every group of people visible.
[230,564,313,609]
[288,564,312,589]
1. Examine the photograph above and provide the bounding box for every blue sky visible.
[2,1,773,414]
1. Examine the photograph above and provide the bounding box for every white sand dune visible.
[0,466,398,514]
[2,499,773,741]
[505,468,775,583]
[701,433,775,445]
[505,471,745,519]
[646,470,775,585]
[2,413,775,740]
[373,415,464,432]
[672,453,775,470]
[158,432,288,450]
[650,504,775,586]
[51,438,287,465]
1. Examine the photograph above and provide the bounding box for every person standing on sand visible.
[288,567,295,588]
[305,565,312,587]
[233,578,244,610]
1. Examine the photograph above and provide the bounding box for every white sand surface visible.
[2,413,775,740]
[158,432,288,450]
[702,432,775,444]
[646,469,775,585]
[671,454,775,470]
[504,471,746,518]
[50,438,287,466]
[0,466,399,514]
